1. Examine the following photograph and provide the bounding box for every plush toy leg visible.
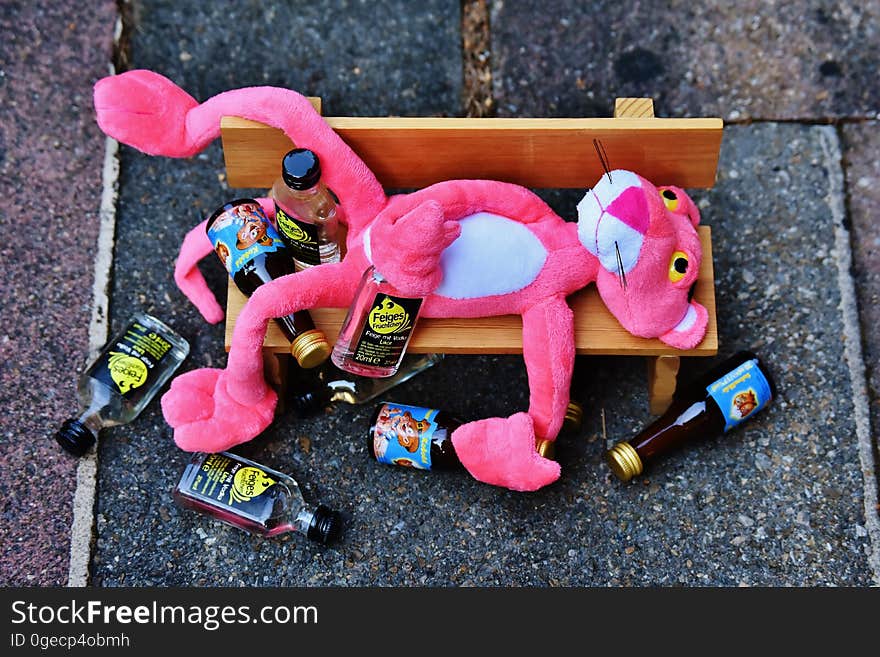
[161,261,363,452]
[450,414,561,492]
[521,294,575,440]
[448,295,572,492]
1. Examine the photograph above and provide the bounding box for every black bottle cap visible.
[281,148,321,190]
[55,419,96,456]
[307,504,341,544]
[290,388,332,417]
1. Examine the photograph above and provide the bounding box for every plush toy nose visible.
[576,170,647,274]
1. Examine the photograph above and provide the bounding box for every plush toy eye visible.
[669,251,689,282]
[660,188,679,212]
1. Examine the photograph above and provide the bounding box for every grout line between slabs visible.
[819,125,880,586]
[66,26,122,586]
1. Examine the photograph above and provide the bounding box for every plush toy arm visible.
[367,201,461,297]
[162,260,365,452]
[522,294,575,440]
[174,219,224,324]
[94,69,387,230]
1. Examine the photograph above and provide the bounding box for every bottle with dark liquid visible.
[366,402,559,472]
[206,198,330,368]
[605,351,776,482]
[173,451,340,544]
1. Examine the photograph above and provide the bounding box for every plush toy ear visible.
[577,169,648,275]
[657,185,700,228]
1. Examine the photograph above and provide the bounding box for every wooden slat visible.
[224,227,717,357]
[221,115,723,190]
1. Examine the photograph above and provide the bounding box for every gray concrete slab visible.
[0,0,117,586]
[94,46,877,590]
[491,0,880,120]
[91,0,467,585]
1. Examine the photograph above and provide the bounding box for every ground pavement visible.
[1,0,877,587]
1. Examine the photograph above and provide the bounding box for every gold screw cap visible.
[605,442,643,482]
[291,329,331,369]
[536,438,555,460]
[563,400,584,432]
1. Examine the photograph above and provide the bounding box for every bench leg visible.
[646,355,680,415]
[262,352,289,412]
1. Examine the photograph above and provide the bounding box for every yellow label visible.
[107,352,148,394]
[276,208,316,245]
[229,466,276,504]
[368,296,412,335]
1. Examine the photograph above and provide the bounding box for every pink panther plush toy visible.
[93,70,708,492]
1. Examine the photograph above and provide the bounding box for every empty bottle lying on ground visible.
[55,313,190,456]
[290,353,445,416]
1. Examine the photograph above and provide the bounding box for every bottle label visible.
[372,403,441,470]
[88,319,174,398]
[207,201,287,277]
[706,358,773,431]
[352,294,423,367]
[184,453,278,524]
[275,206,321,267]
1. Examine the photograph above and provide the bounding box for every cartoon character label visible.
[275,205,321,267]
[185,453,278,523]
[207,200,287,277]
[706,358,772,431]
[372,403,443,470]
[352,294,423,367]
[88,319,174,397]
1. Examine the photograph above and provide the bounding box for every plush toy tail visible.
[93,69,388,232]
[174,199,277,323]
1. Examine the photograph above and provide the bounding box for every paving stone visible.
[491,0,880,120]
[0,1,117,586]
[842,121,880,478]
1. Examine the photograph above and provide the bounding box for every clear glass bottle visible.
[270,148,343,270]
[173,451,340,543]
[331,266,425,378]
[290,353,445,416]
[55,313,190,456]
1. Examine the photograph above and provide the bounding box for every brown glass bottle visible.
[606,351,777,482]
[366,401,557,472]
[206,198,330,368]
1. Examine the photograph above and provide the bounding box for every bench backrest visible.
[220,97,723,190]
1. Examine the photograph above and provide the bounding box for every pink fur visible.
[94,70,710,492]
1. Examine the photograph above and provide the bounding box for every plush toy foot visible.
[94,69,200,157]
[450,412,561,492]
[160,368,277,452]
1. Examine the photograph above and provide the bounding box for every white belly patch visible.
[434,212,548,299]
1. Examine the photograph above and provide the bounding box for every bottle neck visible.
[78,381,112,434]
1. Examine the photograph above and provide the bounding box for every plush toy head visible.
[577,169,706,348]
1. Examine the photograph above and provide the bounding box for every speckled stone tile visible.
[491,0,880,120]
[0,1,118,586]
[842,121,880,490]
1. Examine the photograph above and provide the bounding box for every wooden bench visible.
[220,97,722,414]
